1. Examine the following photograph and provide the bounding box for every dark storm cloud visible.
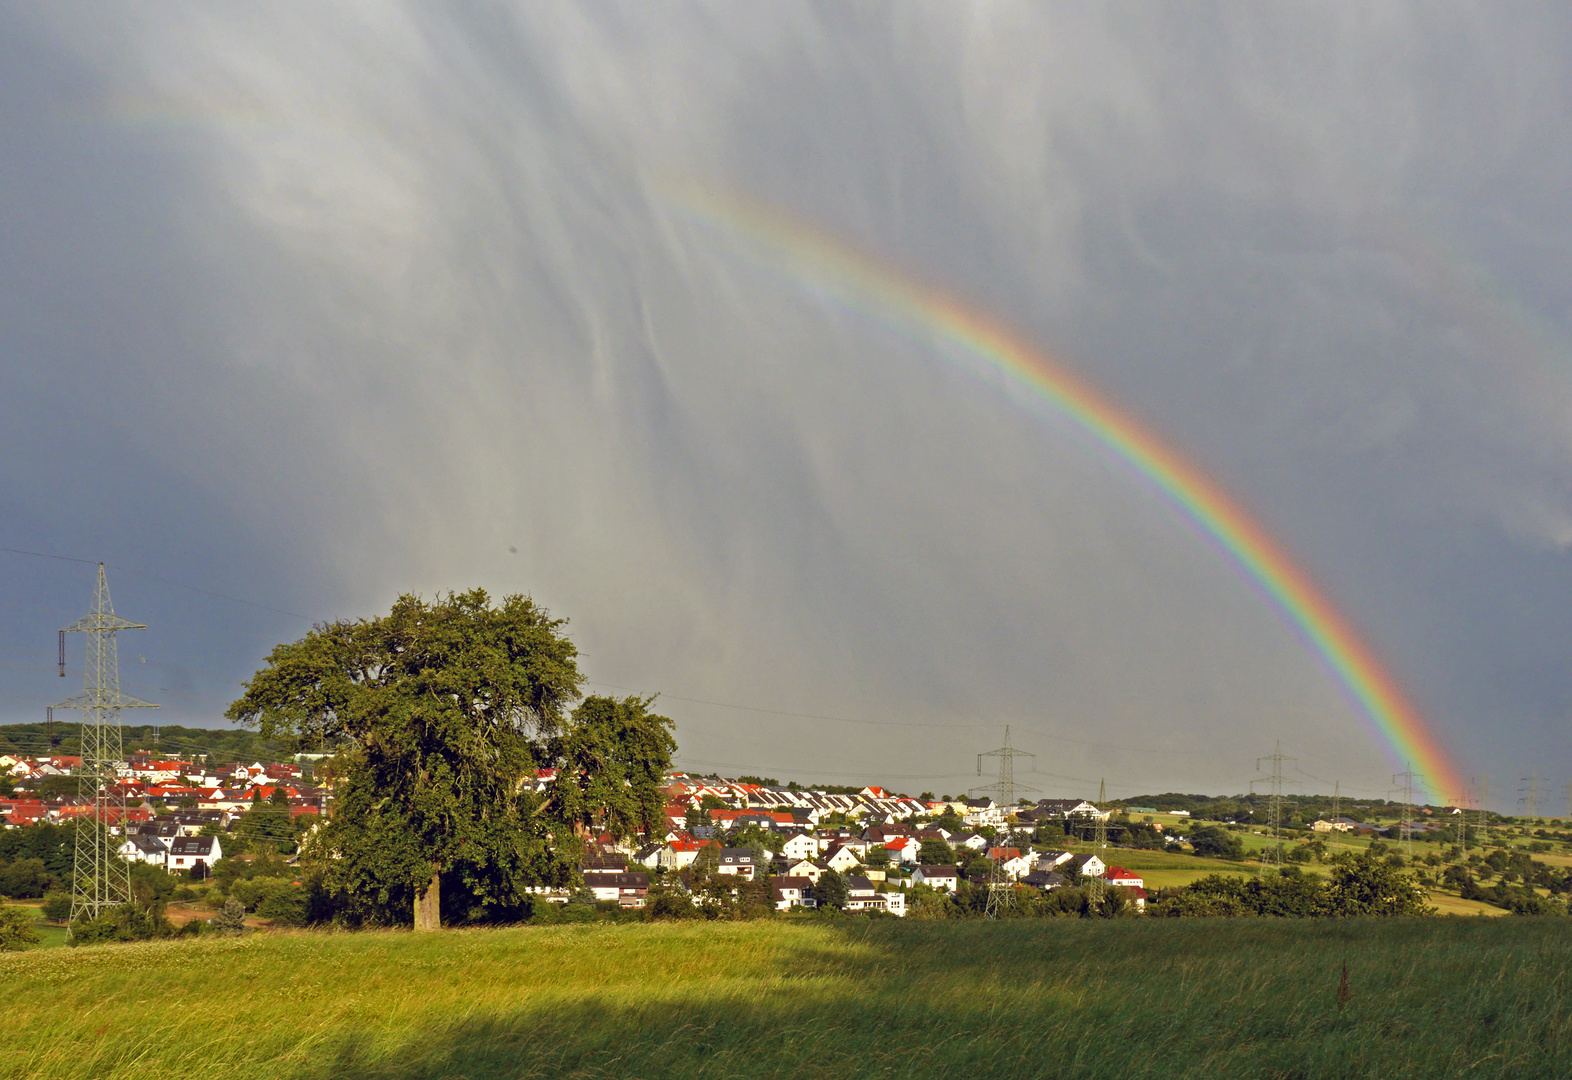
[3,3,1571,804]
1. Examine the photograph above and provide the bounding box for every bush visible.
[213,897,247,934]
[41,891,73,923]
[70,900,176,946]
[0,907,42,951]
[1187,826,1245,860]
[0,858,57,899]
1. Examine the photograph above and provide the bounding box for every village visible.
[2,748,1170,915]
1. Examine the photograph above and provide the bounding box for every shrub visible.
[213,897,247,934]
[0,907,41,951]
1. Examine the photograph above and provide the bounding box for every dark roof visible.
[168,836,217,857]
[917,865,957,876]
[718,848,754,863]
[1023,871,1066,888]
[583,872,648,890]
[846,876,875,892]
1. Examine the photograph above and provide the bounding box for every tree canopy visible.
[227,589,673,929]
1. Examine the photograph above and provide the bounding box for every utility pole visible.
[54,565,158,931]
[972,726,1039,810]
[1252,742,1295,871]
[1519,773,1545,822]
[1390,763,1423,861]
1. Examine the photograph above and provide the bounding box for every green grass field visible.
[5,916,1569,1080]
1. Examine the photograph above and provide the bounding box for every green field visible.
[5,917,1570,1079]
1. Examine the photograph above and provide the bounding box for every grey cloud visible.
[3,2,1571,803]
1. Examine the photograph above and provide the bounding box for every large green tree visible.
[228,591,578,929]
[228,590,674,929]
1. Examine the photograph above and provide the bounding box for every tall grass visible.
[4,916,1568,1079]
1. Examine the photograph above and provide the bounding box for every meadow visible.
[3,916,1568,1080]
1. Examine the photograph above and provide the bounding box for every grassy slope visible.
[5,917,1570,1080]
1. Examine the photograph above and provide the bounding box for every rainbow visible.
[663,182,1465,801]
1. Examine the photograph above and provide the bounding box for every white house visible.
[824,845,861,873]
[118,835,167,867]
[772,876,816,911]
[912,865,958,892]
[782,857,822,882]
[715,848,757,880]
[583,871,649,908]
[883,836,922,864]
[1036,850,1074,871]
[778,832,819,862]
[1069,853,1105,878]
[996,852,1034,880]
[952,832,989,852]
[1104,867,1143,890]
[165,835,222,875]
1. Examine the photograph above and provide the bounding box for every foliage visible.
[1154,857,1432,918]
[810,869,848,911]
[41,893,72,923]
[0,721,295,765]
[0,858,58,899]
[549,695,676,845]
[0,906,41,951]
[227,590,602,927]
[1187,826,1245,860]
[213,897,247,934]
[69,898,175,946]
[230,877,309,925]
[917,839,954,865]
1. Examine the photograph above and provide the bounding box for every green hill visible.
[0,722,293,764]
[2,916,1566,1079]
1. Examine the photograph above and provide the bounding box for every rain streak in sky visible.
[4,3,1572,806]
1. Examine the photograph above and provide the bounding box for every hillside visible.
[0,723,295,764]
[3,917,1568,1079]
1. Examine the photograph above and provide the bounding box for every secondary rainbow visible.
[663,182,1465,801]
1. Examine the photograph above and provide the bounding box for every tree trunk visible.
[414,865,441,931]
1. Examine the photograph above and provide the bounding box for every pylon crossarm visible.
[52,691,159,710]
[62,614,146,632]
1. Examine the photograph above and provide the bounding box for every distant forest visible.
[0,722,300,765]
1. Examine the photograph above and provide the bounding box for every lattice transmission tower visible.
[1390,763,1424,861]
[54,565,157,929]
[972,726,1038,810]
[1251,742,1295,871]
[1519,773,1546,822]
[1473,776,1493,847]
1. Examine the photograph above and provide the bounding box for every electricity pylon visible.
[982,851,1014,918]
[972,726,1038,809]
[1093,778,1109,850]
[1251,742,1295,871]
[1331,780,1341,826]
[1562,781,1572,821]
[1519,773,1545,822]
[54,565,157,930]
[1390,763,1423,861]
[1474,776,1493,846]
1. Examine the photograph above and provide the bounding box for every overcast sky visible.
[3,3,1571,809]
